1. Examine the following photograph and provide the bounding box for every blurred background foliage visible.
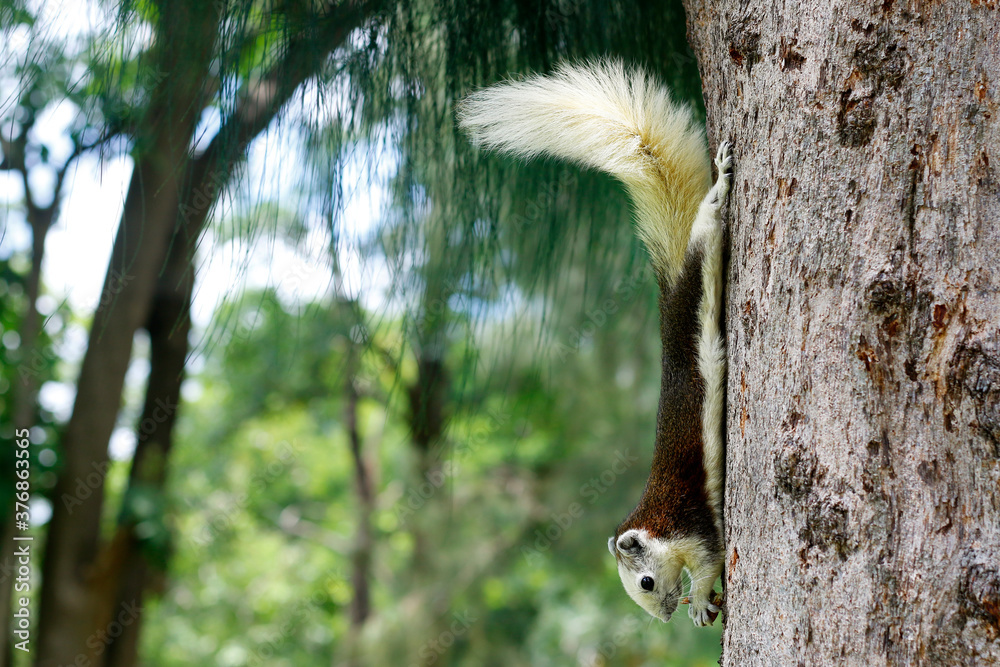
[0,0,721,664]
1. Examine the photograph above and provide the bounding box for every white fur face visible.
[608,528,684,622]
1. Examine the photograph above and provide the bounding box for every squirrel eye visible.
[640,576,654,591]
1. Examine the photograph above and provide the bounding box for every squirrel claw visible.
[688,595,721,627]
[687,590,724,626]
[715,141,732,174]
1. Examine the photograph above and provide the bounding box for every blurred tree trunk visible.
[683,0,1000,663]
[36,2,385,665]
[406,278,451,578]
[343,338,375,667]
[104,12,384,667]
[35,4,221,664]
[0,97,87,667]
[406,243,461,667]
[102,214,196,667]
[0,516,12,667]
[347,357,374,628]
[2,180,68,667]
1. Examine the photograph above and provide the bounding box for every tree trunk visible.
[42,5,387,664]
[1,96,83,667]
[0,514,14,667]
[343,337,375,667]
[35,4,221,664]
[406,317,450,579]
[683,1,1000,663]
[102,220,196,667]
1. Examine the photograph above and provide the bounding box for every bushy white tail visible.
[457,60,711,280]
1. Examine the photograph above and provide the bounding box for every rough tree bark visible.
[682,0,1000,664]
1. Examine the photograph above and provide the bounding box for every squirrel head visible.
[608,528,685,622]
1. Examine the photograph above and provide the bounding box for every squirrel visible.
[458,60,730,627]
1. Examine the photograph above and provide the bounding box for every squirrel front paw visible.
[715,140,732,175]
[708,141,732,206]
[687,592,722,627]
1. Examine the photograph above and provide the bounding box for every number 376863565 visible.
[14,428,30,523]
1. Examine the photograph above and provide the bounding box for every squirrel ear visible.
[616,530,644,555]
[608,536,617,557]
